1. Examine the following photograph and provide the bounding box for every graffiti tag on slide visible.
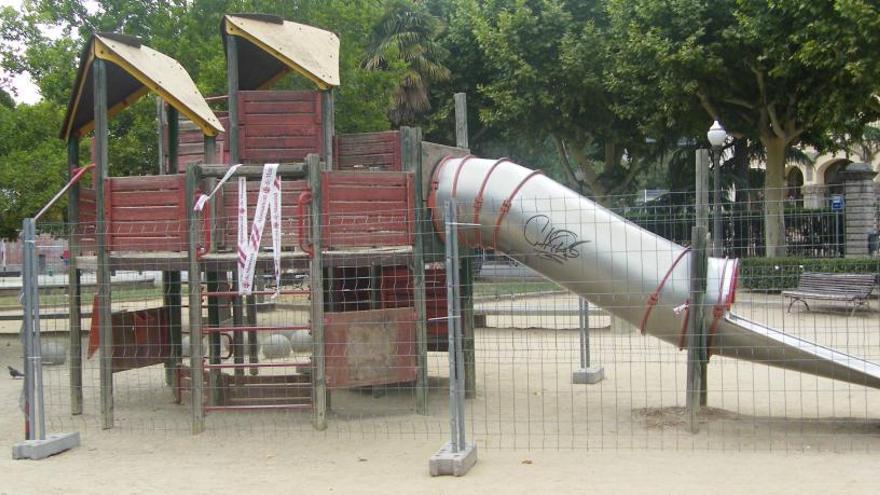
[523,214,590,264]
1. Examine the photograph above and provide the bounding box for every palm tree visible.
[364,0,450,126]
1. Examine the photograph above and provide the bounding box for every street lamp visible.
[707,120,727,257]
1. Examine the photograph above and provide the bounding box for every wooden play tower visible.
[63,14,474,434]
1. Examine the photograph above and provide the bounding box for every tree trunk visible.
[762,134,787,257]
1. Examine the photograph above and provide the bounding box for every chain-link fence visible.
[5,175,880,455]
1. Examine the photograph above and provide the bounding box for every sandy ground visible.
[2,291,880,493]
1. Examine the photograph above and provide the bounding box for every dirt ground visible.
[2,291,880,493]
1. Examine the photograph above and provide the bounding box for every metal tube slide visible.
[429,157,880,389]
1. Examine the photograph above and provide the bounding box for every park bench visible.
[782,272,876,315]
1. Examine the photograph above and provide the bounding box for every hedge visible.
[738,257,880,292]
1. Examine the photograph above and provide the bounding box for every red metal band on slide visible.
[450,155,474,200]
[472,158,511,248]
[491,169,544,250]
[639,247,691,335]
[706,257,733,357]
[677,299,690,350]
[427,155,458,242]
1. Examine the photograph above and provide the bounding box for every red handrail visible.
[34,163,95,221]
[296,190,314,257]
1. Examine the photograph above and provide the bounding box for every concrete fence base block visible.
[12,432,80,460]
[572,366,605,384]
[429,442,478,477]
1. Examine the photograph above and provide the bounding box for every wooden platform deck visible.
[74,246,414,272]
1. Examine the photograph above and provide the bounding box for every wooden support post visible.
[321,89,334,170]
[226,34,240,164]
[186,165,205,434]
[232,276,245,377]
[402,127,429,414]
[307,154,327,430]
[454,93,469,150]
[687,149,710,432]
[206,271,222,405]
[163,106,182,387]
[66,136,83,415]
[156,97,167,174]
[93,59,114,430]
[454,93,477,398]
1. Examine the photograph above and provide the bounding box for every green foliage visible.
[364,0,450,126]
[739,257,880,292]
[0,102,68,239]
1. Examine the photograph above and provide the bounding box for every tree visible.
[364,0,451,126]
[0,0,404,233]
[448,0,652,200]
[607,0,880,256]
[0,102,67,239]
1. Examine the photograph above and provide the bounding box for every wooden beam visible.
[198,163,306,179]
[186,164,205,434]
[321,89,334,170]
[226,34,240,164]
[307,154,327,430]
[93,59,114,430]
[402,127,428,414]
[163,104,182,387]
[66,136,83,416]
[454,93,468,149]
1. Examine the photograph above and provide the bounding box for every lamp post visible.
[707,121,727,257]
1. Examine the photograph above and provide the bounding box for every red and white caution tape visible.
[193,164,242,212]
[237,163,281,297]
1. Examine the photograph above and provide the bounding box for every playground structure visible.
[39,12,878,441]
[60,15,471,433]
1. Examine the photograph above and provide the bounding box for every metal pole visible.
[21,219,36,440]
[444,201,460,452]
[712,147,722,257]
[451,213,466,451]
[30,221,45,440]
[578,298,590,368]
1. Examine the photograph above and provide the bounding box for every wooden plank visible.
[107,191,182,207]
[243,114,322,126]
[245,136,322,148]
[110,175,181,191]
[112,237,185,252]
[325,232,411,247]
[111,206,181,221]
[326,201,408,215]
[337,141,397,154]
[240,90,321,103]
[241,101,317,114]
[326,186,407,202]
[327,172,408,185]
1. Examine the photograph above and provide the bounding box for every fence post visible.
[307,154,327,431]
[66,136,83,415]
[687,149,710,432]
[12,218,81,459]
[429,201,477,477]
[572,298,604,384]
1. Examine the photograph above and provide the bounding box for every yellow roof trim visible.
[63,50,95,140]
[93,38,221,137]
[225,19,331,90]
